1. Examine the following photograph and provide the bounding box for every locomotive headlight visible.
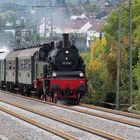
[65,51,69,54]
[52,72,57,77]
[79,72,84,77]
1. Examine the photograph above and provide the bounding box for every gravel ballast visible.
[0,102,106,140]
[0,91,140,140]
[0,111,63,140]
[72,106,140,124]
[0,135,9,140]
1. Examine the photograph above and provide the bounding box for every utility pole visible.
[44,7,47,37]
[14,0,18,47]
[116,0,132,109]
[129,0,132,107]
[116,0,121,110]
[50,0,53,40]
[87,0,90,4]
[44,0,50,38]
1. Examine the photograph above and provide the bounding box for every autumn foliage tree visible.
[82,36,118,104]
[82,0,140,109]
[82,33,128,105]
[102,0,140,109]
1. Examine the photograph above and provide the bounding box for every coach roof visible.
[0,52,9,60]
[18,47,40,59]
[6,50,21,60]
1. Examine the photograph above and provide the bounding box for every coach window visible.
[9,62,11,69]
[28,60,31,69]
[13,62,15,69]
[22,60,25,68]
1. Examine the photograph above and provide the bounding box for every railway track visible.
[0,98,125,140]
[1,90,140,128]
[79,103,140,120]
[0,106,77,140]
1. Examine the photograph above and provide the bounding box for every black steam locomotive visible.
[0,34,87,104]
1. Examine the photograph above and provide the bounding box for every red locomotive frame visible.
[34,77,87,104]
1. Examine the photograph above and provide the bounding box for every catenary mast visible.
[116,0,132,109]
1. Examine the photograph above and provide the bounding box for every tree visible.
[133,49,140,110]
[82,37,116,105]
[103,0,140,109]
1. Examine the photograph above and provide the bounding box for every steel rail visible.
[0,99,126,140]
[79,103,140,120]
[0,106,78,140]
[0,90,140,128]
[14,94,140,127]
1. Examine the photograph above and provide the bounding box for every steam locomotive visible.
[0,34,87,104]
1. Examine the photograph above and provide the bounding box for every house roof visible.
[80,21,92,32]
[88,20,106,32]
[70,18,105,32]
[71,19,88,29]
[85,12,96,19]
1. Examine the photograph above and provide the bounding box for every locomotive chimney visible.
[63,33,69,48]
